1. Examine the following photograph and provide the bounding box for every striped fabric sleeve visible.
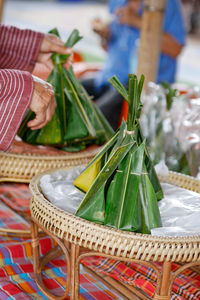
[0,69,33,151]
[0,25,44,72]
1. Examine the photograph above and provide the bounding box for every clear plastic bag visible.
[141,82,200,176]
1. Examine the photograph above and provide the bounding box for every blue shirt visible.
[95,0,186,89]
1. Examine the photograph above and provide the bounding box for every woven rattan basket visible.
[30,168,200,263]
[0,146,99,183]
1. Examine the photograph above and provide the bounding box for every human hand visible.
[27,76,56,130]
[40,33,69,54]
[115,5,141,28]
[33,33,72,79]
[92,18,110,41]
[100,39,108,51]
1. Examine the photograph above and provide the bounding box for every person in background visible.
[82,0,186,129]
[0,24,70,151]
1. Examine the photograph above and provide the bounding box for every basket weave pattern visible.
[0,150,98,183]
[30,169,200,263]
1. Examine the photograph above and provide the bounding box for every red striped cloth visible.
[0,25,44,72]
[0,69,33,151]
[0,25,44,151]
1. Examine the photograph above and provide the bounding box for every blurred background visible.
[1,0,200,86]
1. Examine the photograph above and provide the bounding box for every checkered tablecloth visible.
[0,183,200,299]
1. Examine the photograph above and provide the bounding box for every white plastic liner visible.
[40,166,200,237]
[153,183,200,237]
[40,166,85,215]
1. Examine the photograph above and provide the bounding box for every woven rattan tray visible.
[30,168,200,299]
[0,144,99,183]
[30,168,200,263]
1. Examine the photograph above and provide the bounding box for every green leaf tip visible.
[108,75,128,102]
[48,28,60,37]
[65,29,83,48]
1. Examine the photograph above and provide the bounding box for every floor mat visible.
[82,256,200,299]
[0,183,31,215]
[0,185,200,299]
[0,235,123,300]
[0,200,29,231]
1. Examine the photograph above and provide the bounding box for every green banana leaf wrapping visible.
[74,74,163,234]
[18,29,114,152]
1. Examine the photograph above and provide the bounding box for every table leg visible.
[31,220,40,274]
[154,261,171,300]
[70,243,80,300]
[75,245,80,299]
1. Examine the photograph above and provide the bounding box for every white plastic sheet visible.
[40,167,200,237]
[40,166,85,214]
[153,183,200,236]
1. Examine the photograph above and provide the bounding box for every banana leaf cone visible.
[75,133,136,223]
[139,165,162,234]
[104,143,144,231]
[74,122,125,193]
[18,29,114,151]
[137,125,164,201]
[75,74,163,234]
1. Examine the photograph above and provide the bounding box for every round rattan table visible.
[30,168,200,300]
[0,145,99,237]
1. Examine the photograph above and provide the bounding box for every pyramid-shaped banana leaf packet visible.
[74,74,163,234]
[18,28,114,152]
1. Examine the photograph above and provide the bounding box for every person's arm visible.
[0,25,70,151]
[0,25,44,72]
[91,18,111,51]
[116,5,183,59]
[0,25,70,73]
[92,18,110,41]
[0,69,56,151]
[160,33,183,58]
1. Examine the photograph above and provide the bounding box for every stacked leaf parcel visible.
[74,74,163,234]
[18,29,113,152]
